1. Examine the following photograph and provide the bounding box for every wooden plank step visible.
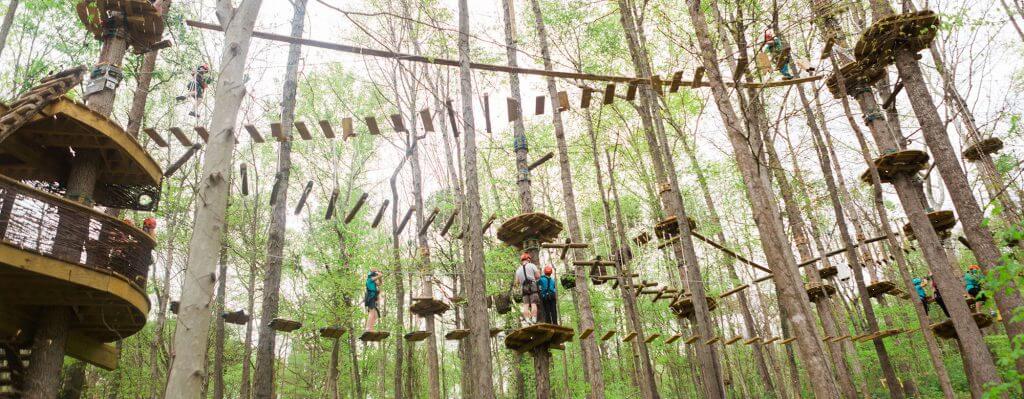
[622,332,638,342]
[643,333,661,344]
[724,336,743,345]
[578,328,594,340]
[704,336,720,345]
[778,337,797,345]
[295,121,313,140]
[743,337,761,345]
[684,335,701,344]
[445,329,470,340]
[600,331,616,341]
[143,128,168,147]
[664,333,684,344]
[360,331,391,342]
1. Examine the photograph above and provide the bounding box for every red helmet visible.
[544,265,553,275]
[143,217,157,229]
[969,264,981,271]
[520,252,531,262]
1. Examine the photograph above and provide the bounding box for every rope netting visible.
[0,176,154,287]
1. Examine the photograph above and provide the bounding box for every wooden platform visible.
[665,333,684,344]
[319,326,347,338]
[806,282,837,302]
[903,210,956,239]
[445,329,470,340]
[724,336,743,345]
[360,331,391,342]
[669,295,717,318]
[684,335,702,344]
[404,331,432,342]
[222,310,250,325]
[268,318,302,332]
[866,281,896,298]
[410,298,450,317]
[600,330,616,341]
[930,313,994,340]
[963,137,1003,161]
[825,60,885,97]
[854,10,939,67]
[644,333,661,344]
[633,232,651,246]
[496,213,564,248]
[504,324,575,353]
[77,0,167,53]
[818,266,838,279]
[860,150,930,184]
[622,332,638,342]
[654,216,697,239]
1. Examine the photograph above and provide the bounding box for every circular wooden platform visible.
[859,150,930,184]
[902,210,956,240]
[854,10,940,67]
[962,137,1003,162]
[825,60,885,97]
[806,282,837,302]
[866,280,896,298]
[669,295,717,319]
[77,0,166,53]
[496,212,563,249]
[654,216,697,240]
[818,266,838,279]
[929,313,993,340]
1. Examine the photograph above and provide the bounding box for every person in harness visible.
[514,252,541,324]
[364,269,383,332]
[761,30,794,80]
[913,277,930,314]
[538,265,558,325]
[176,64,212,117]
[965,265,986,312]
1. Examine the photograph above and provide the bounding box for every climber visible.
[143,217,157,238]
[538,265,558,325]
[176,64,212,117]
[761,30,794,80]
[965,265,986,312]
[931,274,950,318]
[364,269,383,332]
[913,277,930,313]
[514,252,541,324]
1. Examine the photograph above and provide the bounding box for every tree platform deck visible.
[504,324,575,353]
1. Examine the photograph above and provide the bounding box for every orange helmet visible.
[544,265,554,275]
[520,252,531,262]
[143,217,157,230]
[969,264,981,271]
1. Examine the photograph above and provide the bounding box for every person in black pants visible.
[931,274,950,318]
[538,265,558,325]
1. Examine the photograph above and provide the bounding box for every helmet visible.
[197,64,210,73]
[912,278,921,285]
[544,265,554,275]
[969,264,981,271]
[520,252,531,262]
[143,217,157,229]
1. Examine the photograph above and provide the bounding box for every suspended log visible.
[143,127,169,147]
[418,207,440,236]
[445,100,459,137]
[419,109,434,132]
[245,124,265,143]
[319,120,335,138]
[324,188,339,220]
[294,121,313,140]
[294,181,313,215]
[396,206,416,235]
[602,83,616,105]
[440,210,458,237]
[344,193,369,224]
[371,200,390,228]
[239,163,249,196]
[164,144,203,177]
[527,152,555,171]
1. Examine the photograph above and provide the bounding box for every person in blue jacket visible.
[538,265,559,325]
[364,270,382,332]
[913,277,930,313]
[965,265,986,312]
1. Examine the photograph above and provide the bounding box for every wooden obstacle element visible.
[404,331,432,342]
[319,326,347,338]
[490,328,504,337]
[396,206,416,235]
[573,258,617,267]
[268,318,302,332]
[418,208,441,236]
[600,331,617,341]
[170,300,180,314]
[825,60,886,97]
[497,212,564,248]
[541,239,589,260]
[902,209,957,240]
[805,282,837,302]
[504,324,575,353]
[724,336,743,345]
[930,313,994,340]
[704,336,720,345]
[684,335,702,344]
[294,181,313,214]
[578,328,594,340]
[718,284,750,299]
[665,333,684,344]
[360,331,391,342]
[221,310,250,325]
[859,150,930,184]
[644,333,661,344]
[654,215,697,240]
[778,337,797,345]
[743,337,761,346]
[77,0,167,53]
[622,332,638,342]
[669,295,717,318]
[238,163,250,195]
[440,210,458,237]
[410,297,450,317]
[445,329,470,340]
[856,329,902,342]
[344,193,369,224]
[371,200,389,228]
[324,188,339,220]
[761,337,780,345]
[866,280,897,298]
[854,10,939,68]
[633,231,651,247]
[819,265,838,279]
[963,137,1003,161]
[164,144,203,178]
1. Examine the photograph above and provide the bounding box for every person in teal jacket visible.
[965,265,985,312]
[913,277,930,313]
[538,265,559,325]
[364,270,382,332]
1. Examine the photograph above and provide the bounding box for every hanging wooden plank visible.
[419,109,434,132]
[345,192,369,224]
[527,152,554,171]
[644,333,661,344]
[366,117,382,135]
[718,284,750,299]
[324,188,339,220]
[319,120,336,138]
[483,95,492,133]
[600,330,616,341]
[342,117,354,140]
[396,206,416,235]
[556,91,570,111]
[418,207,440,236]
[294,181,313,214]
[390,114,406,132]
[482,214,497,233]
[372,199,390,228]
[143,128,169,147]
[507,98,521,121]
[625,81,637,101]
[580,87,593,108]
[534,95,545,115]
[164,144,202,177]
[295,121,313,140]
[271,122,287,141]
[622,332,637,342]
[445,100,460,137]
[440,210,458,237]
[603,83,616,104]
[169,127,192,146]
[664,333,684,344]
[579,328,594,340]
[240,163,249,196]
[269,173,282,205]
[669,71,683,93]
[245,124,265,143]
[650,75,663,95]
[693,67,705,86]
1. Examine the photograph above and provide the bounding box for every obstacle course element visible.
[930,313,994,340]
[819,266,838,279]
[504,324,575,353]
[963,137,1003,161]
[77,0,168,53]
[600,331,616,341]
[665,333,684,344]
[410,297,450,317]
[497,212,564,248]
[669,295,718,318]
[825,60,885,97]
[222,310,250,325]
[724,336,743,345]
[653,215,697,240]
[268,318,302,332]
[860,150,930,184]
[805,282,837,302]
[319,326,347,338]
[404,331,432,342]
[718,284,750,299]
[866,281,896,298]
[903,210,956,240]
[445,329,470,341]
[360,331,391,342]
[622,332,638,342]
[854,10,939,68]
[685,335,702,344]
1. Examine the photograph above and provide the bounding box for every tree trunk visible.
[0,0,20,59]
[58,360,86,399]
[125,0,173,137]
[163,1,263,396]
[684,1,839,397]
[457,1,496,397]
[212,240,229,399]
[240,255,256,399]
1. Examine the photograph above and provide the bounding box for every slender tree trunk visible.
[457,2,496,397]
[212,240,230,399]
[0,0,18,59]
[58,361,86,399]
[240,257,256,399]
[163,2,263,396]
[125,0,172,137]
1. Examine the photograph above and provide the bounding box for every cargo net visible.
[0,177,154,287]
[23,180,160,211]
